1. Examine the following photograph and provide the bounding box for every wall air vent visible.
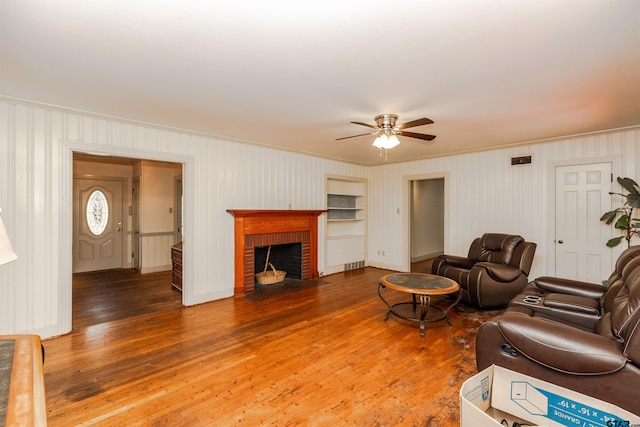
[344,260,365,271]
[511,155,532,166]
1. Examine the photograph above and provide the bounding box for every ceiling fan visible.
[336,114,436,152]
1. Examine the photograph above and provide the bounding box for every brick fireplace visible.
[227,210,326,295]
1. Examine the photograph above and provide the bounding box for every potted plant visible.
[600,177,640,248]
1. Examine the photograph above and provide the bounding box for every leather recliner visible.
[508,245,640,331]
[475,261,640,415]
[430,233,537,308]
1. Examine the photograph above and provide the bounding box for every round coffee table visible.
[378,273,461,337]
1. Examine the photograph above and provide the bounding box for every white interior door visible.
[555,163,612,282]
[73,179,124,273]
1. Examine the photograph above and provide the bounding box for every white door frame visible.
[60,141,194,335]
[174,176,183,243]
[403,173,449,272]
[545,155,622,276]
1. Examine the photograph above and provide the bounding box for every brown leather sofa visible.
[508,245,640,331]
[430,233,536,308]
[475,260,640,415]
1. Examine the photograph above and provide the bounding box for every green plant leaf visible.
[628,193,640,208]
[617,177,640,196]
[600,210,618,224]
[603,177,640,247]
[606,236,624,247]
[614,214,629,230]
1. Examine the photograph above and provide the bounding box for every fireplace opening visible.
[254,243,303,281]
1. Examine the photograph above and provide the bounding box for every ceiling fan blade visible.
[400,131,436,141]
[350,121,377,129]
[398,118,434,130]
[335,132,373,141]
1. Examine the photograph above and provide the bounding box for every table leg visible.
[442,289,462,326]
[418,294,431,338]
[378,283,392,321]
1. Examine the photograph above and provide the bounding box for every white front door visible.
[555,163,612,282]
[73,179,124,273]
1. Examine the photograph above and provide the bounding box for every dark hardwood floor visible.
[42,267,500,426]
[71,269,183,330]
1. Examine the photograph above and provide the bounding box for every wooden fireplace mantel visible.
[227,210,326,295]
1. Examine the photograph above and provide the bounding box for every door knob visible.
[558,240,563,244]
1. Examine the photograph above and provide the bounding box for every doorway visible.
[132,178,140,271]
[408,176,446,273]
[72,153,184,329]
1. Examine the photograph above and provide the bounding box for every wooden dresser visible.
[171,241,183,291]
[0,335,46,426]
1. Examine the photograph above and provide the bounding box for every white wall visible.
[137,160,182,273]
[367,128,640,279]
[139,160,181,234]
[0,99,367,338]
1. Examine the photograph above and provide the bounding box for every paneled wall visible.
[1,97,638,338]
[139,233,175,274]
[0,99,367,337]
[367,128,640,279]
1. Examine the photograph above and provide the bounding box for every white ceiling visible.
[2,1,639,166]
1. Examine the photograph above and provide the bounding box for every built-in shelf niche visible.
[325,176,367,274]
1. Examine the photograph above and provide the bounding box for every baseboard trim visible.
[411,251,443,263]
[140,265,172,274]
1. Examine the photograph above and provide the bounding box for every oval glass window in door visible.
[86,190,109,235]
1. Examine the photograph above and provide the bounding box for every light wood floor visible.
[42,267,500,426]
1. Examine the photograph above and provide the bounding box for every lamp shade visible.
[372,133,400,150]
[372,134,388,149]
[0,208,17,265]
[386,134,400,149]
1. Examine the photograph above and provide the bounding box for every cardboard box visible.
[460,365,640,427]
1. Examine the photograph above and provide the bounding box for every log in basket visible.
[255,245,286,285]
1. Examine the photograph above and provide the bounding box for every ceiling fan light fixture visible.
[372,133,400,150]
[372,134,387,149]
[337,114,435,160]
[387,134,400,149]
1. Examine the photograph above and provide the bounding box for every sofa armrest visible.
[474,262,522,283]
[543,293,601,315]
[437,254,474,269]
[532,276,606,300]
[497,311,626,374]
